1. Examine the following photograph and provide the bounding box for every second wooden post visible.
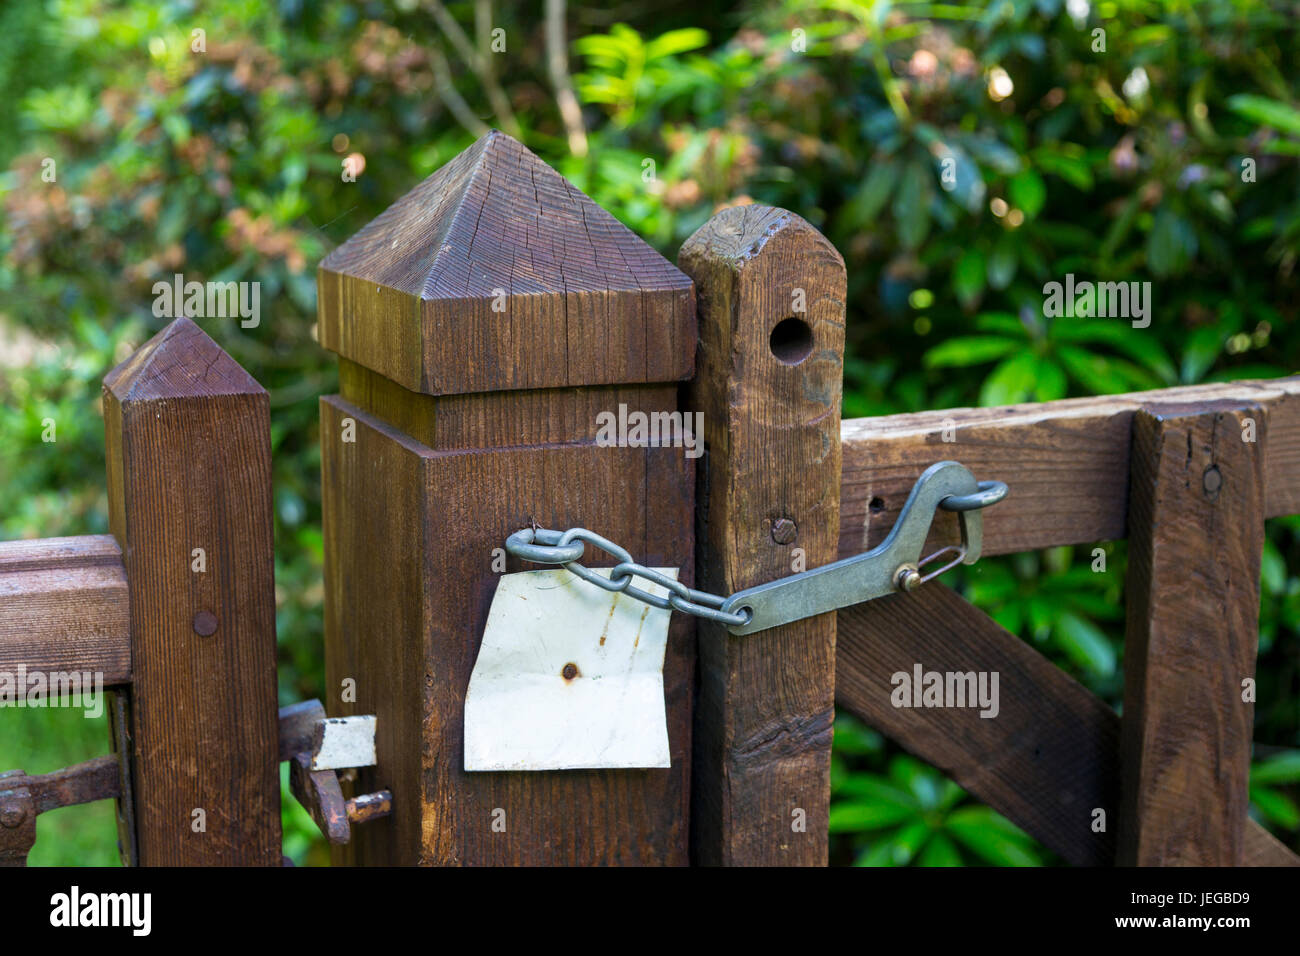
[681,205,846,865]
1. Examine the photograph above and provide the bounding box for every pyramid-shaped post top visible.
[104,317,265,402]
[318,130,695,396]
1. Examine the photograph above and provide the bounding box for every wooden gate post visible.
[680,205,846,865]
[102,317,281,866]
[317,131,698,865]
[1118,401,1266,865]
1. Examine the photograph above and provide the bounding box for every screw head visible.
[0,803,28,828]
[561,663,579,681]
[1203,465,1222,497]
[895,565,922,593]
[193,611,218,637]
[771,518,798,545]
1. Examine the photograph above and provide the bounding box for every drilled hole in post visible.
[769,317,814,365]
[869,497,885,513]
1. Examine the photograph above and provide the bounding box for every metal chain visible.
[504,527,752,628]
[504,479,1007,629]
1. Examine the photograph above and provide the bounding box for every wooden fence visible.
[1,130,1296,866]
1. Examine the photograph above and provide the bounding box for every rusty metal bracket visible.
[279,700,391,845]
[0,756,122,866]
[0,776,35,866]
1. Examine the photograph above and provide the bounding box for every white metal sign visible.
[464,568,677,771]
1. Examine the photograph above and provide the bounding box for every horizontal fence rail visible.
[0,535,131,686]
[839,376,1300,559]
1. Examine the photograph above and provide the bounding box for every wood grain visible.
[839,376,1300,559]
[835,586,1298,867]
[681,204,845,866]
[320,131,698,865]
[1118,402,1265,866]
[0,535,130,685]
[103,317,280,866]
[318,129,695,396]
[321,394,695,865]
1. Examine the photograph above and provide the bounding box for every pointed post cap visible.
[318,130,696,396]
[104,317,265,402]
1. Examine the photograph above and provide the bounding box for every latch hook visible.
[718,461,1006,635]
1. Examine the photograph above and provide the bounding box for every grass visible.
[3,707,330,866]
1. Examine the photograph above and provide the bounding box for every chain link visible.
[504,527,752,628]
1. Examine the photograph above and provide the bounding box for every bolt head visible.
[895,565,922,593]
[0,803,27,828]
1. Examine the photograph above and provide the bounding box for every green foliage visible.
[1,0,1297,865]
[830,715,1046,866]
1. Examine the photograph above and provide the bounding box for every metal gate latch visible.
[718,460,1006,634]
[280,701,392,845]
[505,460,1007,637]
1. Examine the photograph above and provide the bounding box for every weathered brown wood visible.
[321,395,695,865]
[320,135,697,865]
[0,535,130,685]
[1118,402,1265,866]
[839,376,1300,560]
[835,586,1297,866]
[103,317,280,866]
[680,204,845,866]
[318,129,695,396]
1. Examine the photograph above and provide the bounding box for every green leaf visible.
[1228,94,1300,137]
[1032,147,1094,190]
[1026,597,1055,641]
[1252,751,1300,785]
[1180,326,1224,383]
[936,143,986,213]
[844,160,899,228]
[835,775,921,811]
[1009,169,1046,219]
[1051,322,1176,383]
[979,351,1038,406]
[924,336,1020,369]
[891,757,941,809]
[853,838,900,867]
[894,161,933,250]
[947,815,1042,866]
[828,800,917,832]
[644,28,709,60]
[919,833,963,866]
[832,716,884,756]
[947,806,1035,844]
[990,602,1023,634]
[987,234,1018,290]
[1033,358,1067,400]
[954,248,987,308]
[1056,345,1151,394]
[975,312,1029,336]
[1147,207,1198,277]
[1260,538,1286,595]
[1053,610,1116,678]
[1249,785,1300,829]
[877,820,934,865]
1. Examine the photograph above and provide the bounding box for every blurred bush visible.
[0,0,1296,866]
